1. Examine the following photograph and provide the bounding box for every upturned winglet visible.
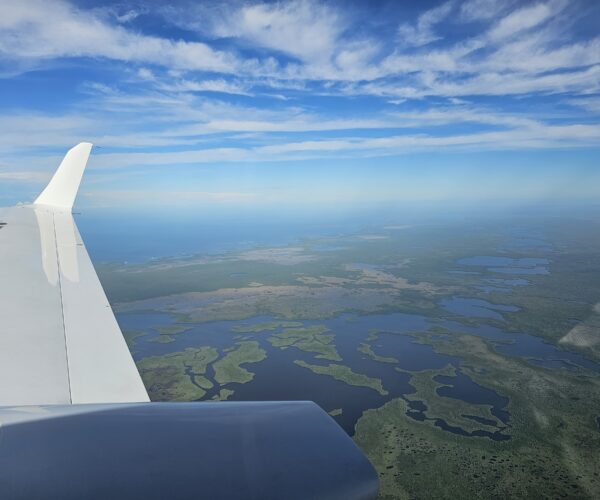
[34,142,93,210]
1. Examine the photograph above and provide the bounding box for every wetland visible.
[94,211,600,499]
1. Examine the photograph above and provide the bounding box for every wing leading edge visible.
[0,143,148,405]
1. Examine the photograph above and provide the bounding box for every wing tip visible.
[34,143,94,210]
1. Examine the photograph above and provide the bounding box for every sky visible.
[0,0,599,209]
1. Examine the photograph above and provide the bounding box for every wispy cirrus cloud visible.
[486,0,563,41]
[209,0,347,64]
[459,0,514,21]
[80,189,258,207]
[0,0,598,206]
[397,1,454,47]
[0,0,244,73]
[1,0,598,91]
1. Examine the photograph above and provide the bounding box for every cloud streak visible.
[0,0,598,204]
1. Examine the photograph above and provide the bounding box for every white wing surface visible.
[0,143,148,405]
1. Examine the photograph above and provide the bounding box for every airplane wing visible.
[0,143,149,405]
[0,144,379,499]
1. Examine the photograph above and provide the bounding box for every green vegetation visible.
[148,324,194,344]
[269,325,342,361]
[400,364,506,434]
[151,334,175,343]
[358,342,398,364]
[137,347,218,401]
[212,388,235,401]
[355,333,600,499]
[427,325,453,335]
[122,329,145,349]
[106,216,600,499]
[154,325,193,335]
[329,408,343,417]
[107,217,600,367]
[213,341,267,385]
[231,321,303,333]
[294,360,388,395]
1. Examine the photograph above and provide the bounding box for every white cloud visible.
[0,87,597,177]
[567,97,600,112]
[359,0,599,99]
[81,189,258,206]
[0,171,49,182]
[0,0,243,73]
[428,65,600,97]
[459,0,513,21]
[487,1,563,41]
[155,78,252,96]
[79,119,600,169]
[0,0,596,96]
[0,0,598,188]
[114,10,141,24]
[256,122,600,156]
[481,32,600,73]
[397,1,454,47]
[212,0,346,64]
[0,114,97,151]
[159,0,383,82]
[343,61,600,100]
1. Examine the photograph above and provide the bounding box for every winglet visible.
[34,142,93,210]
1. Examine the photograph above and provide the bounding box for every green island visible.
[294,360,388,396]
[268,325,342,361]
[154,325,194,335]
[329,408,343,417]
[137,347,219,401]
[148,324,194,344]
[358,342,398,364]
[151,334,175,343]
[213,340,267,385]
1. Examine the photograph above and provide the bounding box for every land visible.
[294,360,388,396]
[101,214,600,499]
[358,342,398,364]
[115,283,407,324]
[137,347,218,401]
[399,364,507,435]
[213,340,266,385]
[123,329,145,349]
[151,334,175,343]
[212,388,235,401]
[231,321,303,333]
[106,217,600,364]
[268,325,342,361]
[154,325,193,335]
[355,333,600,499]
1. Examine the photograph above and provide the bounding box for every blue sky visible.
[0,0,599,208]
